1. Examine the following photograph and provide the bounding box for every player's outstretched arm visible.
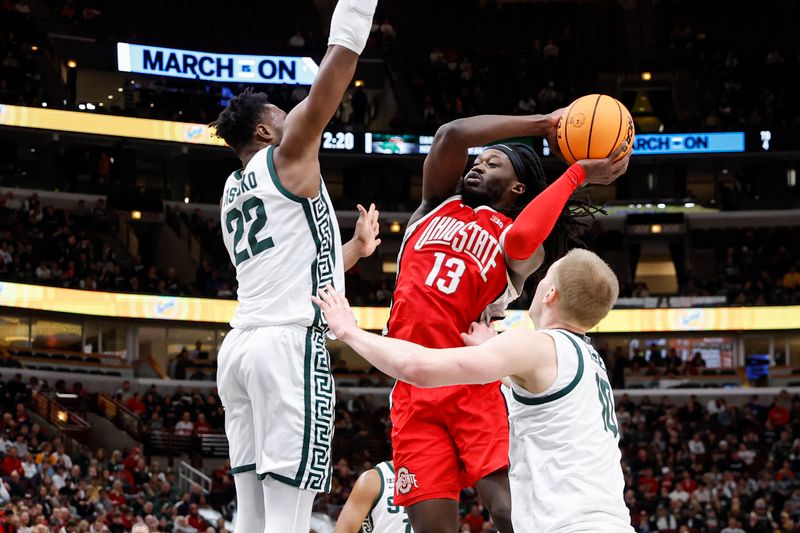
[414,110,563,224]
[334,468,382,533]
[342,203,381,271]
[313,286,549,386]
[274,0,377,197]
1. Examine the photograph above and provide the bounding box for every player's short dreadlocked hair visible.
[209,88,270,152]
[491,142,604,278]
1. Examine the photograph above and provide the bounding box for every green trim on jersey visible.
[512,330,585,405]
[228,464,255,476]
[266,145,306,203]
[257,471,303,486]
[297,326,314,484]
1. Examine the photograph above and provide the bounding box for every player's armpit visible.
[505,245,545,288]
[333,468,382,533]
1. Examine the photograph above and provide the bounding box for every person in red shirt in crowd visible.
[1,447,23,476]
[679,471,698,494]
[776,460,796,481]
[463,505,485,533]
[768,401,790,427]
[126,393,147,416]
[187,503,208,531]
[638,467,660,494]
[109,479,126,506]
[194,413,212,435]
[124,447,143,472]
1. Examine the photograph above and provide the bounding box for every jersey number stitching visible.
[225,197,275,266]
[595,373,619,437]
[425,252,466,295]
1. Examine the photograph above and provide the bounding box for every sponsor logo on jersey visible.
[414,215,503,281]
[490,215,504,228]
[396,467,418,494]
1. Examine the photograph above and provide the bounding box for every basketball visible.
[556,94,635,164]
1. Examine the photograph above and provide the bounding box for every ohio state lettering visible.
[413,215,503,281]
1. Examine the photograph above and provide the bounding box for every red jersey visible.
[387,196,514,349]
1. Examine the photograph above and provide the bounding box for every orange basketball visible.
[556,94,634,164]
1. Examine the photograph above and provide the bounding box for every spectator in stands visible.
[194,413,211,435]
[188,341,203,361]
[126,392,146,416]
[1,446,22,476]
[174,412,194,436]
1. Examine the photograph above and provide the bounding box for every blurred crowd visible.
[0,192,186,297]
[619,391,800,533]
[0,375,235,533]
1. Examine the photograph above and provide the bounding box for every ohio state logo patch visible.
[396,467,418,495]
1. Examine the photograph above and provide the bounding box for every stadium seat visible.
[50,354,67,361]
[86,357,101,363]
[67,355,84,362]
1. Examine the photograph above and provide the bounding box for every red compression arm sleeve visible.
[504,163,586,261]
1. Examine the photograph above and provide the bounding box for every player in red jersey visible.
[386,112,630,533]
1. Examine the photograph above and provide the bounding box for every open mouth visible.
[464,172,481,186]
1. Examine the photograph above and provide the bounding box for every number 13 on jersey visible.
[425,252,466,295]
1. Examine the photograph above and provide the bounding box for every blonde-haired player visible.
[314,249,634,533]
[335,460,412,533]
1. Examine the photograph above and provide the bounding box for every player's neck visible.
[537,317,586,336]
[238,142,270,168]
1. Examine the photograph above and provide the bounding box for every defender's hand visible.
[543,107,567,162]
[460,322,497,346]
[354,203,381,258]
[312,285,359,341]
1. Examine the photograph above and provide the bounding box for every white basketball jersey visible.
[503,329,633,533]
[361,462,412,533]
[221,145,344,329]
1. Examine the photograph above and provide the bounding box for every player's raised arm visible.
[414,111,563,223]
[503,144,631,279]
[313,286,551,387]
[274,0,377,196]
[333,468,382,533]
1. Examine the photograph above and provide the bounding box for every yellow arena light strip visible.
[0,103,224,146]
[1,281,799,332]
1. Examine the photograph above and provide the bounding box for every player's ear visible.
[255,123,275,144]
[543,286,557,304]
[510,182,526,196]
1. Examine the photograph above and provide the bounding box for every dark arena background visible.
[0,0,800,531]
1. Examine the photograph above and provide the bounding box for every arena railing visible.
[96,393,142,440]
[30,390,92,444]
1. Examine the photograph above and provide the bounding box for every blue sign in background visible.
[542,131,746,157]
[117,42,319,85]
[631,132,745,155]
